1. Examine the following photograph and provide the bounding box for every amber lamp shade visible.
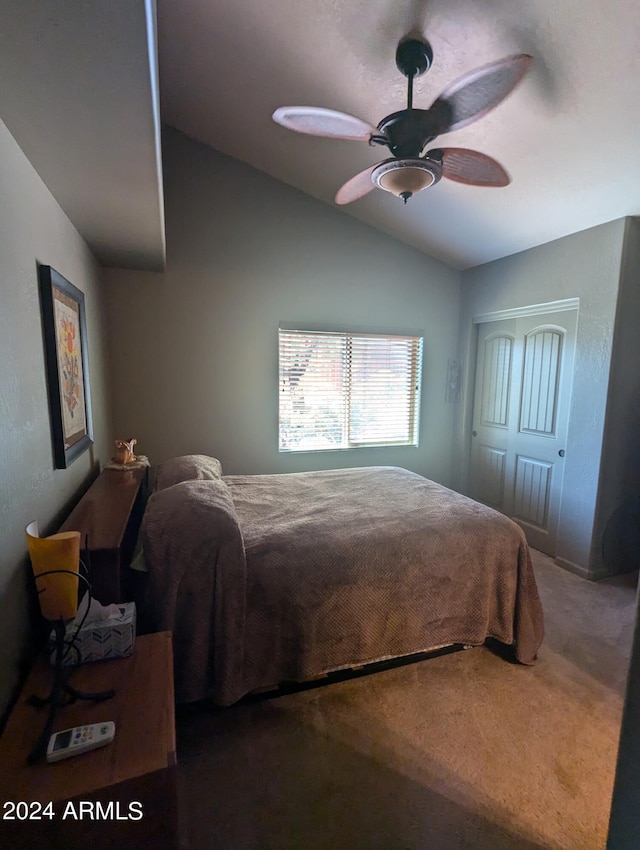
[25,521,80,621]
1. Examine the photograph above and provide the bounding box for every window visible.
[279,327,423,452]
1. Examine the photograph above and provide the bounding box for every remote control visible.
[46,722,115,763]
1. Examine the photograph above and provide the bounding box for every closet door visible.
[470,309,577,555]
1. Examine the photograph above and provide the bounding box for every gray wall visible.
[103,127,462,484]
[456,219,627,578]
[608,580,640,849]
[0,118,113,718]
[595,218,640,575]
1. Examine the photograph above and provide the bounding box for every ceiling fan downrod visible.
[372,37,439,159]
[396,37,434,110]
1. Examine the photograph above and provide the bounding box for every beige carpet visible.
[176,550,638,850]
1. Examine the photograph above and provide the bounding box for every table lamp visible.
[25,521,115,763]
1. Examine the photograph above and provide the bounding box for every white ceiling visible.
[2,1,639,271]
[158,0,640,269]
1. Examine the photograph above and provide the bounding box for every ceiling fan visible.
[273,37,532,205]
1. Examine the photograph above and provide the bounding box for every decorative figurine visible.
[112,438,137,466]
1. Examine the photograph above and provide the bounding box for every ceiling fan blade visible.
[272,106,376,140]
[335,163,381,205]
[431,54,532,134]
[429,148,511,186]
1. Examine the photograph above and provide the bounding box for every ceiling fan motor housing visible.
[377,110,440,158]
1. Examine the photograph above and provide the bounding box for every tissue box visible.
[51,602,136,666]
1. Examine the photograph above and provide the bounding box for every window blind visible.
[279,328,423,452]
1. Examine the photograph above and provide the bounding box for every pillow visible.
[154,454,223,492]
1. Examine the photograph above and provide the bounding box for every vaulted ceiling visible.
[2,0,640,271]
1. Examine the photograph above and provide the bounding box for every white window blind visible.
[279,328,423,452]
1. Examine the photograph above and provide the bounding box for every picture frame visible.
[38,265,94,468]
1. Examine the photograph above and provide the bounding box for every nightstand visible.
[0,632,176,850]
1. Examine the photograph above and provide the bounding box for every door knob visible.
[558,449,565,457]
[472,430,477,437]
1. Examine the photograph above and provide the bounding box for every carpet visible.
[176,550,638,850]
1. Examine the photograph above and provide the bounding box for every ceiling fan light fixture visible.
[371,158,441,203]
[276,37,530,206]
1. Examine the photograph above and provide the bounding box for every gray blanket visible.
[142,458,543,705]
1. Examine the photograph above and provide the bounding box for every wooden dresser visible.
[58,467,147,604]
[0,632,177,850]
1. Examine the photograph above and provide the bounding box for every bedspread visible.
[142,462,543,704]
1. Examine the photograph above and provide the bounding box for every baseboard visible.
[553,556,618,582]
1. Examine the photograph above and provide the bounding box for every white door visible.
[470,309,577,555]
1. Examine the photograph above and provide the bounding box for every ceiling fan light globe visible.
[372,159,441,200]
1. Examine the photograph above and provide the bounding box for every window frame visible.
[278,325,423,453]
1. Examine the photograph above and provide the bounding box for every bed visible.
[141,455,544,705]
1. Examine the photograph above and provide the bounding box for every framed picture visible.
[38,265,94,468]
